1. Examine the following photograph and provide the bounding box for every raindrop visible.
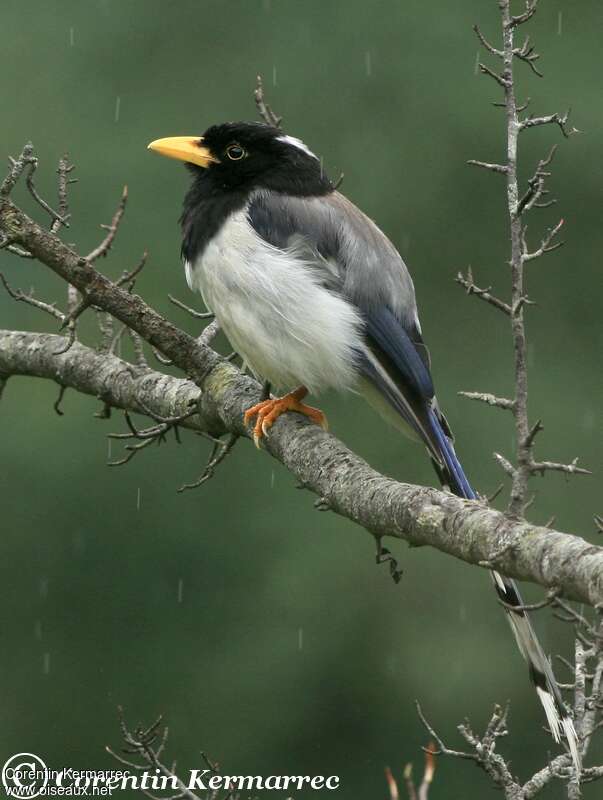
[557,11,562,36]
[177,578,184,603]
[114,96,121,124]
[272,65,277,87]
[262,0,271,10]
[72,530,85,555]
[320,156,324,180]
[365,51,372,77]
[39,578,48,599]
[270,470,275,489]
[297,627,304,651]
[473,50,480,76]
[43,652,50,674]
[459,603,467,623]
[34,620,43,641]
[69,27,75,47]
[137,487,141,511]
[107,439,112,460]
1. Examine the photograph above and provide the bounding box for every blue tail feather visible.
[427,408,476,500]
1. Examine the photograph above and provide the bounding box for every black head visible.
[148,122,333,263]
[148,121,333,197]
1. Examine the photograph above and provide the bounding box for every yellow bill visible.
[147,136,218,168]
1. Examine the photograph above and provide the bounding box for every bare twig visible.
[178,433,238,493]
[0,272,64,321]
[116,250,148,290]
[0,142,35,197]
[51,155,76,234]
[86,186,128,261]
[254,74,282,128]
[467,159,508,174]
[458,390,514,410]
[517,146,558,214]
[455,268,511,315]
[168,294,214,320]
[530,458,591,478]
[106,709,202,800]
[520,109,578,137]
[523,219,565,262]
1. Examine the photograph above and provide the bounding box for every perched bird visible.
[148,121,579,768]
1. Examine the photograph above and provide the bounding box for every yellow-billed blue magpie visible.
[148,121,579,768]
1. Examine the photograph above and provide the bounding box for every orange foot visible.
[244,386,328,448]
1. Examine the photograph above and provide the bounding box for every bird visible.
[148,121,580,769]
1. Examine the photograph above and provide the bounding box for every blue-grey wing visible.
[247,189,449,466]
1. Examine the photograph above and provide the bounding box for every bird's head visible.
[148,121,332,197]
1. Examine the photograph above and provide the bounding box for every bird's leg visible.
[244,385,328,448]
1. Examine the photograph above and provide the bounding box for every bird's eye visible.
[226,144,246,161]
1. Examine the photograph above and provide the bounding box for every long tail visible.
[427,407,580,771]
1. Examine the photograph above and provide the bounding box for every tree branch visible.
[0,329,601,607]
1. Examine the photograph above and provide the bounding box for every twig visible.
[86,186,128,261]
[168,294,214,319]
[178,433,238,493]
[254,74,282,128]
[478,62,510,89]
[116,250,148,290]
[517,146,558,214]
[530,458,591,478]
[385,767,401,800]
[523,219,565,261]
[473,24,503,57]
[0,142,35,196]
[25,157,70,229]
[497,586,560,613]
[0,272,65,321]
[458,391,514,410]
[128,328,149,370]
[51,155,76,234]
[107,709,202,800]
[514,34,543,77]
[520,109,578,137]
[455,268,511,315]
[53,385,67,416]
[467,159,508,174]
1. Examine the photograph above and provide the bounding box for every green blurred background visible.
[1,1,601,797]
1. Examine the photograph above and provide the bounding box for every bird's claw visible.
[244,391,328,447]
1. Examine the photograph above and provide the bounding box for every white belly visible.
[185,208,362,394]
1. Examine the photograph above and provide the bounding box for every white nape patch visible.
[536,687,562,743]
[276,135,319,160]
[186,207,362,394]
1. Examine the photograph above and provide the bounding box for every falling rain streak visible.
[474,50,480,76]
[34,620,42,641]
[272,66,277,87]
[43,652,50,674]
[137,487,141,510]
[298,627,304,651]
[39,577,48,599]
[114,96,121,123]
[558,11,562,35]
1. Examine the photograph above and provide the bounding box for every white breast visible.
[185,208,363,394]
